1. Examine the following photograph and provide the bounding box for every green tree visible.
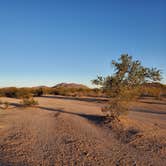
[92,54,162,119]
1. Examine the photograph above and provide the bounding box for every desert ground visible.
[0,95,166,166]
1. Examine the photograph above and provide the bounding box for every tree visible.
[92,54,162,119]
[33,88,43,97]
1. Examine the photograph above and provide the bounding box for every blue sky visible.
[0,0,165,87]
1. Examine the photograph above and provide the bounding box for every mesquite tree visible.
[92,54,162,119]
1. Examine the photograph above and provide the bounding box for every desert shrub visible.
[20,98,39,107]
[52,87,67,96]
[0,89,4,97]
[1,87,18,98]
[51,87,105,97]
[42,87,52,95]
[0,87,47,99]
[16,88,32,99]
[102,99,129,120]
[140,85,163,100]
[92,54,162,120]
[0,87,32,99]
[32,88,43,97]
[52,87,79,96]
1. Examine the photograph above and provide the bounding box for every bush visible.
[140,86,163,100]
[20,98,39,107]
[51,87,104,97]
[102,99,129,120]
[1,87,18,98]
[32,88,43,97]
[92,54,162,120]
[0,86,105,98]
[0,87,32,99]
[16,88,32,99]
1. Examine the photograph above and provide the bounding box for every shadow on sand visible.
[133,108,166,115]
[140,101,166,106]
[38,106,106,125]
[41,95,109,104]
[9,103,22,107]
[7,100,106,125]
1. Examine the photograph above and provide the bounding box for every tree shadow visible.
[140,101,166,105]
[9,102,22,107]
[41,95,109,104]
[38,106,106,125]
[6,100,106,125]
[133,108,166,115]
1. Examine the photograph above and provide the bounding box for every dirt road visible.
[0,96,166,165]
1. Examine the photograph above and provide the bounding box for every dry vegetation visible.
[0,55,166,165]
[0,83,165,100]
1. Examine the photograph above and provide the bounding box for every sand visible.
[0,95,166,165]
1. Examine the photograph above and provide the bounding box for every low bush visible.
[32,88,43,97]
[0,87,18,98]
[16,88,32,99]
[20,98,39,107]
[140,83,166,99]
[101,99,129,120]
[0,87,45,99]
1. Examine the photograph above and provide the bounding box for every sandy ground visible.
[0,95,166,166]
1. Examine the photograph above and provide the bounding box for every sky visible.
[0,0,165,87]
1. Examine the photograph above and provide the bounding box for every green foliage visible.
[92,54,162,119]
[92,54,161,97]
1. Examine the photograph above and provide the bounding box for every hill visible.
[53,83,89,89]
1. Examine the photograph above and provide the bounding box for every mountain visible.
[53,83,89,89]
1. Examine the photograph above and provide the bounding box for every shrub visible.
[102,99,129,120]
[20,98,39,107]
[10,86,103,98]
[0,87,32,99]
[16,88,32,99]
[2,87,18,98]
[32,88,43,97]
[140,85,163,100]
[92,54,162,120]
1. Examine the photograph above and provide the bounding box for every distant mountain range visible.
[52,83,89,89]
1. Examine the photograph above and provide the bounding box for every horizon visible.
[0,0,166,87]
[0,80,165,89]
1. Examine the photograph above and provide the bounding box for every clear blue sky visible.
[0,0,165,87]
